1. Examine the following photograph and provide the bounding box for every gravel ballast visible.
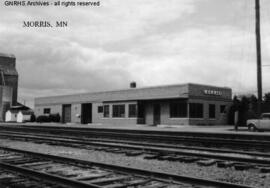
[0,138,269,188]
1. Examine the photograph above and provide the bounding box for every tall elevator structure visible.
[0,53,18,121]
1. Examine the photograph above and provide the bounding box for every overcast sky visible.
[0,0,270,107]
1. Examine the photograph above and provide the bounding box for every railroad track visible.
[5,125,270,141]
[0,168,67,188]
[1,125,270,152]
[2,130,270,157]
[1,131,270,173]
[0,146,252,188]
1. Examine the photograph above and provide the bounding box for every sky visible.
[0,0,270,108]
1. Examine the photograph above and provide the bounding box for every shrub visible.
[30,114,36,122]
[49,113,60,122]
[36,113,61,123]
[36,115,50,123]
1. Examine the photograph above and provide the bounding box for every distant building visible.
[0,86,13,121]
[5,105,32,123]
[0,53,18,105]
[5,110,17,122]
[17,111,33,123]
[35,83,232,126]
[0,53,19,121]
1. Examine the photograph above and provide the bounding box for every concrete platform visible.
[1,122,270,136]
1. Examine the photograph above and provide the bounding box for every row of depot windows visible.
[42,103,226,119]
[97,104,137,118]
[170,102,227,119]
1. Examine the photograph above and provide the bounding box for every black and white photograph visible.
[0,0,270,187]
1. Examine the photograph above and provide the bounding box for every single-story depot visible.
[34,83,232,126]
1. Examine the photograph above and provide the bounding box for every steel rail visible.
[2,130,270,158]
[0,162,102,188]
[1,132,270,166]
[0,146,253,188]
[2,125,270,141]
[1,126,270,147]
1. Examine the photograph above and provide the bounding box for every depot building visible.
[34,83,232,126]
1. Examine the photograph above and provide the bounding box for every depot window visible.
[128,104,137,118]
[220,105,226,113]
[189,103,203,118]
[113,105,125,118]
[43,108,51,114]
[209,104,216,119]
[103,105,109,118]
[98,106,103,113]
[170,102,187,118]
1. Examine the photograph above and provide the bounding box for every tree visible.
[264,92,270,103]
[263,92,270,112]
[238,96,249,126]
[247,95,258,118]
[228,96,240,125]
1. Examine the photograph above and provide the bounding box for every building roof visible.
[8,103,32,114]
[0,52,15,58]
[35,83,189,105]
[10,104,31,111]
[18,110,33,115]
[35,83,232,106]
[8,109,33,115]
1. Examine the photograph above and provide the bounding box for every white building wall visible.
[5,111,16,122]
[92,102,104,123]
[17,112,31,123]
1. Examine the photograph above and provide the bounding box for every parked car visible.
[247,113,270,131]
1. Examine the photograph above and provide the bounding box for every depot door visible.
[153,104,161,125]
[62,104,71,123]
[81,103,92,124]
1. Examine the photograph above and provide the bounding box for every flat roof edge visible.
[35,83,231,100]
[187,83,231,90]
[35,83,189,100]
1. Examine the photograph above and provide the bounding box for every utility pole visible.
[255,0,262,115]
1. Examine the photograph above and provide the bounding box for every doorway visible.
[81,103,92,124]
[62,104,71,123]
[153,103,161,125]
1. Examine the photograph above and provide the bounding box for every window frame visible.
[220,105,226,114]
[189,103,203,118]
[103,105,109,118]
[170,102,187,118]
[128,104,137,118]
[112,104,125,118]
[98,106,103,113]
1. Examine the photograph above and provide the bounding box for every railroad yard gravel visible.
[0,138,269,188]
